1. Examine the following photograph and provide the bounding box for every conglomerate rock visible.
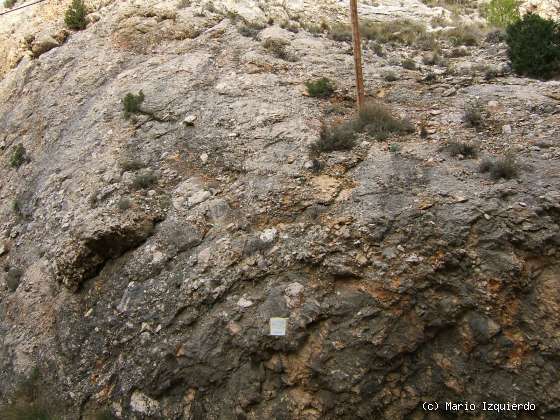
[0,0,560,419]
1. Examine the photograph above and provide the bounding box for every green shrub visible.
[483,0,520,28]
[506,13,560,80]
[311,122,356,154]
[305,78,335,98]
[122,91,145,119]
[10,144,27,168]
[355,102,414,140]
[389,143,400,153]
[446,141,478,158]
[64,0,87,30]
[4,0,16,8]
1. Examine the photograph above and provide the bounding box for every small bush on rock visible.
[463,100,484,127]
[402,58,417,69]
[327,24,352,42]
[306,78,335,98]
[356,102,414,140]
[446,141,478,158]
[479,155,518,179]
[262,38,295,61]
[6,267,23,291]
[122,91,145,119]
[65,0,87,30]
[483,0,520,28]
[132,171,158,189]
[4,0,16,8]
[382,70,399,82]
[311,122,356,154]
[10,143,27,168]
[444,24,482,46]
[506,13,560,80]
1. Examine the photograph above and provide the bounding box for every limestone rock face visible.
[1,0,560,419]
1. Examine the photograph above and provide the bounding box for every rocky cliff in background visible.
[1,0,560,419]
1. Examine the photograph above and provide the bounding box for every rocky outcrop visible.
[53,212,160,291]
[1,0,560,418]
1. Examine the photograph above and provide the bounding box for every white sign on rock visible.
[270,317,287,336]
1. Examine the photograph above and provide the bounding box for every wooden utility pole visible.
[350,0,365,111]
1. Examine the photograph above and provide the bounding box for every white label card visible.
[270,318,287,336]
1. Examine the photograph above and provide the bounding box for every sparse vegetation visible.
[389,143,400,153]
[419,121,429,138]
[355,102,415,140]
[371,42,384,56]
[446,141,478,158]
[423,71,438,83]
[311,121,356,154]
[448,46,470,57]
[10,144,27,168]
[402,58,417,70]
[177,0,191,9]
[12,198,23,218]
[463,100,484,127]
[237,19,266,38]
[94,409,118,420]
[122,91,145,119]
[327,24,352,42]
[1,368,60,419]
[360,19,427,45]
[416,33,439,51]
[262,38,295,61]
[483,0,520,28]
[506,13,560,80]
[6,267,23,291]
[328,19,427,45]
[117,197,132,211]
[64,0,87,30]
[479,155,518,179]
[119,158,145,173]
[305,77,335,98]
[280,20,299,33]
[422,51,446,66]
[132,171,158,189]
[443,23,483,46]
[382,70,399,82]
[4,0,16,8]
